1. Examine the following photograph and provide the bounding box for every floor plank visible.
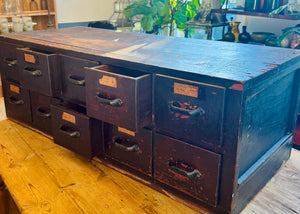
[0,98,6,121]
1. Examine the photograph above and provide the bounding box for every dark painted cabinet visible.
[104,124,152,175]
[154,133,221,206]
[60,54,99,105]
[2,80,32,124]
[1,27,300,214]
[0,42,23,83]
[155,74,225,147]
[51,103,102,158]
[85,65,152,132]
[17,48,59,96]
[30,91,57,135]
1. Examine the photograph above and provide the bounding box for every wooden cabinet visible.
[1,27,300,214]
[51,103,103,158]
[0,0,57,30]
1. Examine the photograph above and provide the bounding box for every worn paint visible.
[229,84,244,91]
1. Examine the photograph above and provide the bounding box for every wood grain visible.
[0,119,201,214]
[0,98,6,121]
[1,27,300,82]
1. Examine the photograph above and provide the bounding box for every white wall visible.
[56,0,114,24]
[235,15,299,36]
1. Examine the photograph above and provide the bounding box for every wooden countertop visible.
[1,27,300,82]
[0,98,299,213]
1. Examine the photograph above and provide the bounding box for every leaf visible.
[123,0,152,18]
[192,0,200,8]
[141,15,154,31]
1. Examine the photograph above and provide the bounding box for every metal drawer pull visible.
[8,97,24,105]
[169,161,201,179]
[24,67,42,76]
[68,75,85,86]
[96,93,123,107]
[59,125,80,138]
[37,107,51,118]
[4,58,17,67]
[169,101,205,117]
[114,137,140,152]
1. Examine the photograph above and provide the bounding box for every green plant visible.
[123,0,200,36]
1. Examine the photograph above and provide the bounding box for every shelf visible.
[211,9,300,20]
[0,10,55,18]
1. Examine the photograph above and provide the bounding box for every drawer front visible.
[60,54,99,105]
[0,42,23,82]
[85,65,152,132]
[17,48,57,96]
[154,133,221,206]
[155,74,225,146]
[30,91,54,135]
[51,104,102,158]
[104,124,152,175]
[2,80,32,124]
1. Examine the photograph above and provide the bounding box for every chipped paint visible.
[229,84,244,91]
[265,63,279,67]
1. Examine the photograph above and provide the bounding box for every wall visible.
[235,16,299,36]
[56,0,114,26]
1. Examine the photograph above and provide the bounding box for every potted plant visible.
[123,0,200,36]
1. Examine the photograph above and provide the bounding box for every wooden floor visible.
[0,98,299,214]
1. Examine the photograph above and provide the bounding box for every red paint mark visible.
[249,75,255,78]
[229,84,244,91]
[171,101,198,119]
[260,69,270,73]
[265,63,279,67]
[212,92,217,95]
[168,169,190,182]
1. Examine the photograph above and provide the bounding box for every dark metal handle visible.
[8,97,24,105]
[96,94,123,107]
[169,101,205,117]
[68,75,85,86]
[37,107,51,118]
[169,162,201,179]
[24,67,42,76]
[4,58,17,67]
[59,126,80,138]
[114,138,139,152]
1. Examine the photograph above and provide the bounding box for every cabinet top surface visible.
[1,26,300,82]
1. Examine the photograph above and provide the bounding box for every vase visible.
[222,25,235,42]
[231,22,240,42]
[238,26,251,43]
[40,0,47,10]
[30,0,38,11]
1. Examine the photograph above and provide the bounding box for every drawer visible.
[104,124,152,175]
[51,103,103,158]
[155,74,225,146]
[154,133,221,206]
[2,80,32,124]
[17,48,59,96]
[85,65,152,132]
[59,54,99,105]
[0,42,23,83]
[30,91,61,135]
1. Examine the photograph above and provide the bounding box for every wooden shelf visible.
[0,10,55,18]
[211,9,300,20]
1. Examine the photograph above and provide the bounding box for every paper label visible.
[10,84,20,94]
[62,112,76,124]
[24,53,36,64]
[99,75,117,88]
[174,82,198,98]
[118,127,135,136]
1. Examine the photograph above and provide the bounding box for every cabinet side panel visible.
[238,72,294,177]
